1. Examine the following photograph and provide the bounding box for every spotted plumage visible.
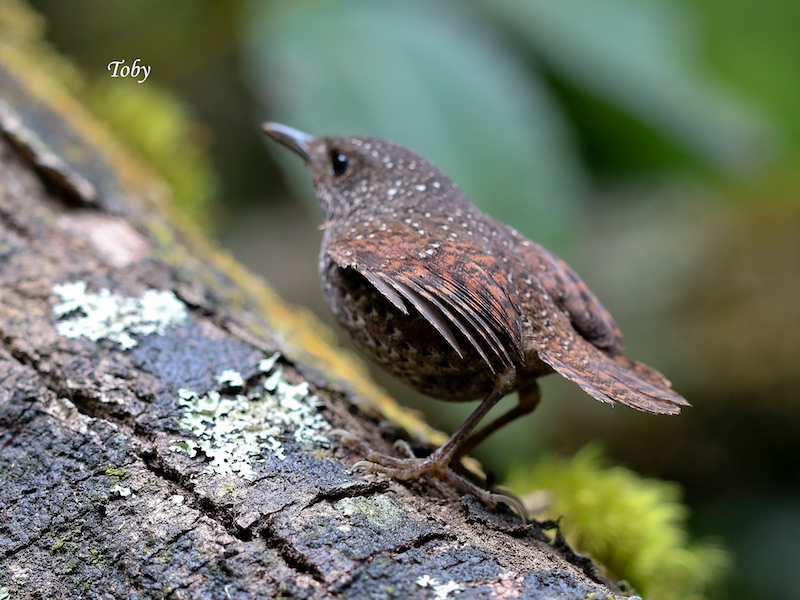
[263,123,689,515]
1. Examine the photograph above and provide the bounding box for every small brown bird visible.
[263,122,689,513]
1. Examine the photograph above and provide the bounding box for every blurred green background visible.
[25,0,799,598]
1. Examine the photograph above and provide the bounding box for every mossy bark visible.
[0,19,631,600]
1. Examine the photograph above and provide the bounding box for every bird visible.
[262,122,689,515]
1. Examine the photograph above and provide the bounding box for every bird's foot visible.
[329,429,527,521]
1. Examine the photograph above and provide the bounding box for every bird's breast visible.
[320,256,507,402]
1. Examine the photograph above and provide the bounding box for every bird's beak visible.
[262,122,313,164]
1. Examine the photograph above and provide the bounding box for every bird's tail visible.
[539,338,689,415]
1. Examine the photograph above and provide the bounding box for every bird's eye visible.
[330,150,349,177]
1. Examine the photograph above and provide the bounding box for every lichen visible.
[109,483,132,497]
[258,353,280,373]
[416,575,465,599]
[334,495,402,529]
[170,355,330,480]
[217,369,245,388]
[52,281,187,349]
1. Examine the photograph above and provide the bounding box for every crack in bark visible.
[305,479,392,509]
[1,339,141,429]
[137,447,256,546]
[0,129,99,209]
[381,530,456,560]
[258,518,327,585]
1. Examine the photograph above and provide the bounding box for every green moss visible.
[82,549,103,566]
[506,446,728,600]
[87,81,218,228]
[50,527,83,554]
[62,558,79,574]
[104,466,131,481]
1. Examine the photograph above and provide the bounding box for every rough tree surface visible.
[0,28,634,600]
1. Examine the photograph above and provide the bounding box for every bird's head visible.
[262,122,456,224]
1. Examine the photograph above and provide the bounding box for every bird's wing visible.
[507,235,689,415]
[326,223,525,374]
[536,247,624,355]
[506,227,624,355]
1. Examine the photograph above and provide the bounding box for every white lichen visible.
[416,576,464,599]
[170,355,330,480]
[258,352,281,373]
[109,484,133,497]
[52,281,187,350]
[217,369,245,388]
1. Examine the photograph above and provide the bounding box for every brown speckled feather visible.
[533,244,624,355]
[327,221,525,374]
[505,234,688,414]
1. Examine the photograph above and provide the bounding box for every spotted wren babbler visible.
[263,122,689,513]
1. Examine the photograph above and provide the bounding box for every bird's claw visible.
[353,448,529,522]
[354,452,436,480]
[392,439,416,458]
[331,430,529,522]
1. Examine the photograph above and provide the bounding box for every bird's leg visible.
[453,382,541,461]
[334,377,529,518]
[351,386,504,479]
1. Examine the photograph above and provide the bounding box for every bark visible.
[0,47,632,600]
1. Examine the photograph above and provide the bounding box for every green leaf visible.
[481,0,772,172]
[242,0,587,246]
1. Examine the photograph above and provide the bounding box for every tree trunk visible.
[0,39,631,600]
